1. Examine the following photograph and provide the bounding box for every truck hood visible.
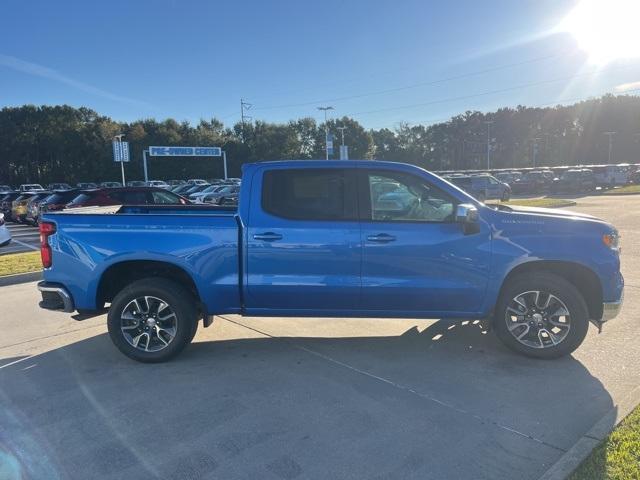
[499,204,596,220]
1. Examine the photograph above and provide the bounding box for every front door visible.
[359,169,491,315]
[246,167,361,312]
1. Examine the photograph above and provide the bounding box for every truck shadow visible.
[0,320,614,480]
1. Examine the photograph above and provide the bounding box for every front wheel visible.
[494,273,589,359]
[107,277,198,363]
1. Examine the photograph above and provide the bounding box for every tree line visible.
[1,94,639,185]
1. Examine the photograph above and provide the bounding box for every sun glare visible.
[560,0,640,65]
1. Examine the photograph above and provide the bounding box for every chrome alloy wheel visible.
[120,296,177,352]
[504,290,571,349]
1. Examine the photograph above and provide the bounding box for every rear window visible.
[151,191,181,204]
[262,169,355,220]
[108,191,148,204]
[69,193,91,204]
[44,193,64,204]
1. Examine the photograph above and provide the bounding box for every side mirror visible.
[455,203,478,223]
[455,203,480,234]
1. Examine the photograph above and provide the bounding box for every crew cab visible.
[36,161,624,363]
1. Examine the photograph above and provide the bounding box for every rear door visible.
[486,176,503,198]
[359,169,491,315]
[246,167,361,311]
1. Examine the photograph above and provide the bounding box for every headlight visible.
[602,231,620,251]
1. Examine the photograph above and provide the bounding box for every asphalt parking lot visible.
[0,222,39,255]
[0,194,638,480]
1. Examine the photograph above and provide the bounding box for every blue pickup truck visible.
[37,160,624,363]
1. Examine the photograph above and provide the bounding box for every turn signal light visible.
[602,233,620,251]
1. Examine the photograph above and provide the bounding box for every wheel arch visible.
[97,260,203,313]
[498,260,603,320]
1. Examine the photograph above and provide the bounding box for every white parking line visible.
[0,355,35,369]
[11,238,39,251]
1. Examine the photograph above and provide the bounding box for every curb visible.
[538,384,640,480]
[600,191,640,196]
[0,270,42,287]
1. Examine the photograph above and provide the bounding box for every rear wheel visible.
[107,278,197,363]
[494,273,589,359]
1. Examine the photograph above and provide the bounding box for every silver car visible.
[0,213,11,247]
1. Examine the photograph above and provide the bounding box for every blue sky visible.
[2,0,640,129]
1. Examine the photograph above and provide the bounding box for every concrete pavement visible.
[0,223,39,256]
[0,194,639,480]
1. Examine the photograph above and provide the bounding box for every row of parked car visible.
[442,163,640,198]
[0,178,242,227]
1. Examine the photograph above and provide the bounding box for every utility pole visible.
[317,106,334,160]
[604,131,616,164]
[485,120,494,170]
[240,99,252,141]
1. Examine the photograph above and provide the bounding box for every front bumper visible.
[601,292,623,322]
[37,281,75,313]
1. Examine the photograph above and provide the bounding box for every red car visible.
[66,187,189,209]
[38,189,85,215]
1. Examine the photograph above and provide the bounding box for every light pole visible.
[532,138,542,168]
[114,134,126,185]
[484,120,494,170]
[337,126,346,146]
[604,132,616,164]
[337,126,347,160]
[317,106,334,160]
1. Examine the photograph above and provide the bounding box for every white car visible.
[0,213,11,247]
[147,180,171,188]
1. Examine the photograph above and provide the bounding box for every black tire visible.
[107,277,198,363]
[188,316,199,343]
[494,272,589,359]
[501,191,510,202]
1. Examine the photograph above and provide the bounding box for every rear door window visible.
[262,169,357,220]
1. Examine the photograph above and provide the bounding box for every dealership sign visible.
[149,146,222,157]
[112,141,130,162]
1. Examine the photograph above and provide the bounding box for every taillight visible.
[39,222,56,268]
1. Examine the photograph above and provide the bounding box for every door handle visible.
[366,233,396,243]
[253,232,283,241]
